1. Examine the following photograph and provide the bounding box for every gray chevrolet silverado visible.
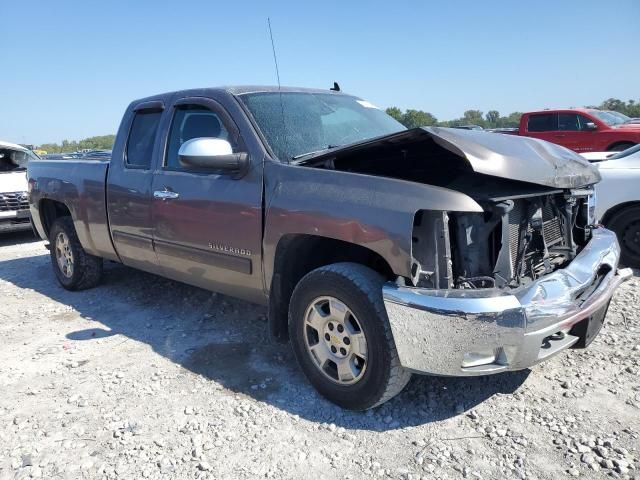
[28,86,631,410]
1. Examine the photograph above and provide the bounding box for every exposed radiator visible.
[508,200,564,272]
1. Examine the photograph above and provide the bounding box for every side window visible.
[578,115,595,130]
[527,113,557,132]
[558,113,580,131]
[126,111,162,168]
[165,106,230,170]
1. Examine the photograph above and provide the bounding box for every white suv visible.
[0,140,37,233]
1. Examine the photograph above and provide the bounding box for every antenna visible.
[268,18,288,158]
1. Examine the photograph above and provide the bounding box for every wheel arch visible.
[606,141,636,152]
[38,199,72,239]
[267,234,395,342]
[601,200,640,227]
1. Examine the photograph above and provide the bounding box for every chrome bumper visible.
[383,228,632,376]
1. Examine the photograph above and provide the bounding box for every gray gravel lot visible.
[0,231,639,480]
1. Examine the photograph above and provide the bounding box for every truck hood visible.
[0,171,28,193]
[301,127,601,189]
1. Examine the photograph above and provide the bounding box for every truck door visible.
[150,96,264,304]
[557,113,591,152]
[106,100,166,274]
[525,113,564,146]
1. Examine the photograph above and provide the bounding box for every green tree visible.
[462,110,485,126]
[385,107,438,128]
[485,110,500,126]
[402,109,438,128]
[599,98,626,112]
[502,111,522,127]
[385,107,403,123]
[37,135,116,154]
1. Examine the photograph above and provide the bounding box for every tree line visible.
[35,98,639,152]
[38,135,116,153]
[386,98,640,129]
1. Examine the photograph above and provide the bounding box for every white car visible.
[593,144,640,267]
[580,151,617,162]
[0,140,37,233]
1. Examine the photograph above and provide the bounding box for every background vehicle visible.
[593,144,640,267]
[28,86,628,410]
[579,151,616,162]
[451,125,483,130]
[515,108,640,152]
[0,140,36,233]
[81,150,112,160]
[605,110,640,125]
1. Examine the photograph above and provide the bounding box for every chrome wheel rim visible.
[303,296,368,385]
[55,232,74,278]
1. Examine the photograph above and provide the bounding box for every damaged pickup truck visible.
[28,86,631,410]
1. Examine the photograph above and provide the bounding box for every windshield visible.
[239,92,406,161]
[589,110,628,126]
[609,143,640,160]
[0,148,35,173]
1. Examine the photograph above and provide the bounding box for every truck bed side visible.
[29,159,119,262]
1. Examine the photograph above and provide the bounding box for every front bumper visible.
[383,227,632,376]
[0,210,32,233]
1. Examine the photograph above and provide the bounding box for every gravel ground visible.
[1,230,639,480]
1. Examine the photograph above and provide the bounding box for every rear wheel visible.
[606,205,640,268]
[289,262,411,410]
[49,217,103,290]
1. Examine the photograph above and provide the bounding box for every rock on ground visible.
[0,231,639,479]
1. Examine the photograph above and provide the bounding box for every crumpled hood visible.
[424,127,600,188]
[302,127,601,189]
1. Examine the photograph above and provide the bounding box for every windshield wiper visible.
[291,144,341,161]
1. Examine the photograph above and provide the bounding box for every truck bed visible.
[29,159,118,260]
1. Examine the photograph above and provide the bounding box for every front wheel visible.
[289,263,411,410]
[49,217,103,290]
[606,205,640,268]
[608,142,635,152]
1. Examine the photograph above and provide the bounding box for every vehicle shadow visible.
[0,229,37,247]
[0,253,530,431]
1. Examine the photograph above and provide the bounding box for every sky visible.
[1,0,639,146]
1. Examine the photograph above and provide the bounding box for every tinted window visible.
[558,113,580,131]
[126,111,161,168]
[165,106,230,169]
[578,115,596,130]
[527,113,556,132]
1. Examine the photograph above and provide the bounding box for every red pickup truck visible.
[516,109,640,152]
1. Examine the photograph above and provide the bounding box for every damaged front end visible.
[392,173,628,379]
[296,126,629,376]
[423,188,597,290]
[298,125,602,292]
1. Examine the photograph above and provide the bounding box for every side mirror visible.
[178,138,248,172]
[583,122,598,131]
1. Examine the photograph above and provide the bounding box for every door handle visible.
[554,134,566,138]
[153,188,180,200]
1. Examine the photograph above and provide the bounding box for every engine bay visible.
[446,190,594,289]
[300,130,597,290]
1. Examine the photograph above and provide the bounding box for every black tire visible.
[608,142,635,152]
[289,262,411,410]
[606,205,640,268]
[49,217,103,290]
